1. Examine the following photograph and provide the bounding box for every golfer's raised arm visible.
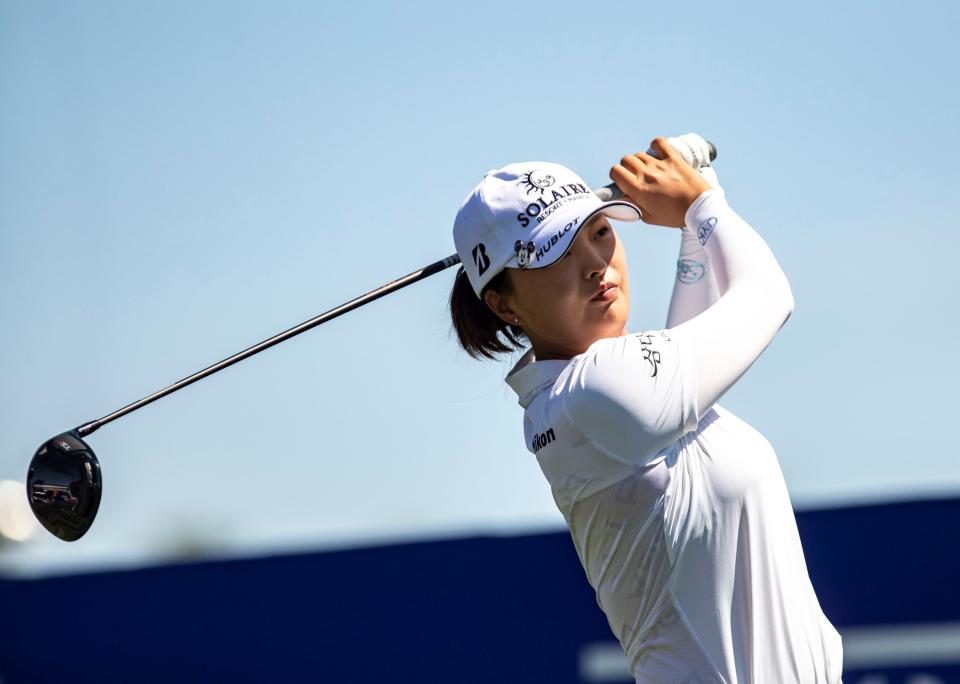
[668,188,795,415]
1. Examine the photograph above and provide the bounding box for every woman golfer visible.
[449,136,843,683]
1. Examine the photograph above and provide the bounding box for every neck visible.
[530,340,580,362]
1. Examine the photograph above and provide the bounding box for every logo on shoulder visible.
[531,427,556,453]
[635,332,668,377]
[698,216,717,246]
[472,243,491,276]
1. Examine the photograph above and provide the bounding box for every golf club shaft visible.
[75,253,462,437]
[74,138,717,439]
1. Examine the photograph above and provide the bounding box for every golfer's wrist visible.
[683,188,728,237]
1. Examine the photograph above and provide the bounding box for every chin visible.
[598,300,629,332]
[589,316,628,345]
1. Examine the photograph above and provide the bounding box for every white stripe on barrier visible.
[578,623,960,682]
[842,622,960,668]
[577,643,631,682]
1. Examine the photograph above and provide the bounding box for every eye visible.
[596,226,610,238]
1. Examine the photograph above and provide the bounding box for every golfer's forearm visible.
[665,229,721,328]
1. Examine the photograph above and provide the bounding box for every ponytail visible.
[449,266,527,360]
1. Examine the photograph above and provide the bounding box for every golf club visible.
[27,138,717,542]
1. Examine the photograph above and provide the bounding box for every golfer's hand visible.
[610,136,712,228]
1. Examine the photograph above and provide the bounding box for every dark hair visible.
[449,266,528,360]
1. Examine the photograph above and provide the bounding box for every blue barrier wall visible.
[1,497,958,683]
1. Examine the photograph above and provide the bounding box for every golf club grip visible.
[593,184,624,202]
[595,138,718,201]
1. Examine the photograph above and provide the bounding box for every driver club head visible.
[26,431,102,541]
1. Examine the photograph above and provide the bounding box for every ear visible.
[483,286,519,327]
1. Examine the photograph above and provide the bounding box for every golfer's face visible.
[510,215,630,357]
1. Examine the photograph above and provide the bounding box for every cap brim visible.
[597,200,643,223]
[514,199,641,270]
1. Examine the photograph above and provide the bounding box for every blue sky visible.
[1,0,956,575]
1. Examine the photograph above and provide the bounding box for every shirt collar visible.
[504,347,572,409]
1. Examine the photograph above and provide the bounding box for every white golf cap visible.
[452,161,642,298]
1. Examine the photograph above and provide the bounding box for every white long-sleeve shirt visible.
[505,188,843,683]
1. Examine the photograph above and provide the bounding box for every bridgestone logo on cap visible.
[472,243,490,276]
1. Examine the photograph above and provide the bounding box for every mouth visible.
[590,283,619,302]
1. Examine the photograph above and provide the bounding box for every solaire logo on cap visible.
[472,243,491,276]
[514,169,592,228]
[519,170,556,194]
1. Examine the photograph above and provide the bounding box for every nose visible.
[572,228,609,279]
